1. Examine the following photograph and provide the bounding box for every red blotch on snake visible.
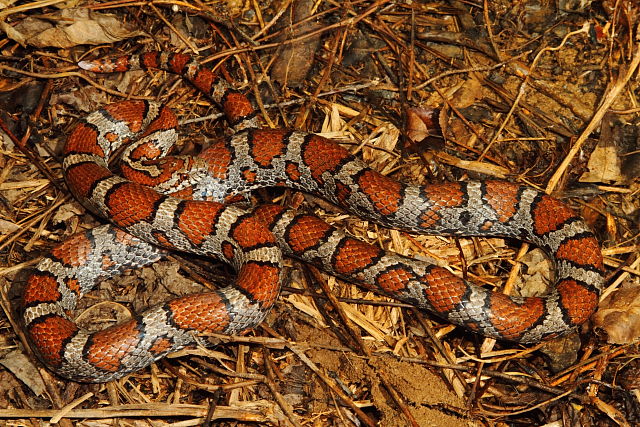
[177,201,224,246]
[65,162,111,200]
[420,183,465,228]
[489,294,545,340]
[250,129,288,167]
[104,101,147,134]
[303,135,351,183]
[422,267,468,313]
[333,238,383,276]
[86,321,142,372]
[484,181,519,223]
[28,316,79,367]
[555,236,604,270]
[557,279,599,325]
[106,183,164,228]
[532,195,576,235]
[23,274,61,305]
[168,292,230,332]
[51,232,93,267]
[357,170,403,215]
[285,215,332,254]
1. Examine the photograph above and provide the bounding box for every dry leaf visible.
[0,218,20,235]
[580,113,623,183]
[270,0,322,87]
[593,281,640,344]
[435,151,509,178]
[51,86,110,113]
[515,249,552,297]
[617,359,640,391]
[0,0,20,8]
[450,77,482,109]
[538,334,581,372]
[3,9,145,48]
[0,350,46,396]
[406,107,438,144]
[51,202,83,224]
[579,144,623,183]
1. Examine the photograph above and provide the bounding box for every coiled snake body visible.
[21,52,605,382]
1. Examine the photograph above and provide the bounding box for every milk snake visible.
[21,51,605,382]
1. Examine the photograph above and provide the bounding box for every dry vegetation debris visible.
[0,0,639,425]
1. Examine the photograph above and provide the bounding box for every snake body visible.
[21,52,605,382]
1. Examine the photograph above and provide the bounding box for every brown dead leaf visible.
[435,151,509,178]
[0,218,20,235]
[580,113,623,183]
[538,333,581,372]
[580,144,623,183]
[593,281,640,344]
[51,202,83,224]
[0,0,20,9]
[450,77,483,109]
[617,359,640,391]
[0,350,46,396]
[51,86,110,113]
[270,0,322,87]
[2,9,145,48]
[515,248,552,297]
[406,107,439,144]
